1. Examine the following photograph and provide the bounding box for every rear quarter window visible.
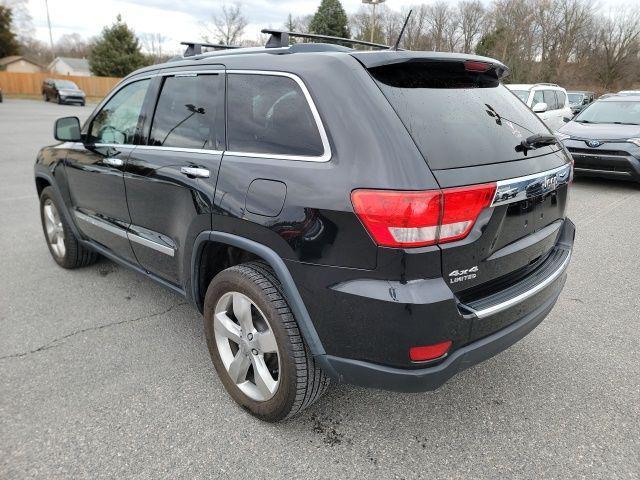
[227,73,324,157]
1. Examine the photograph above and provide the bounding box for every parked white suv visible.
[506,83,573,130]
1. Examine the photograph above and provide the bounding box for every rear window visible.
[370,61,555,170]
[511,90,529,103]
[227,73,324,157]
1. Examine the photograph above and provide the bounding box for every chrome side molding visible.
[74,210,175,257]
[491,163,572,207]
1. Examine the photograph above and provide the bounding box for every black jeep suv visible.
[35,34,574,421]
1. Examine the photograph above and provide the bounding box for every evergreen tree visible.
[0,6,20,58]
[89,15,148,77]
[309,0,350,39]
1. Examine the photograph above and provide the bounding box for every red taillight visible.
[350,190,441,247]
[409,340,452,362]
[464,60,491,72]
[439,183,497,243]
[351,183,496,248]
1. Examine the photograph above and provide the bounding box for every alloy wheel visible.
[43,199,65,259]
[213,291,280,401]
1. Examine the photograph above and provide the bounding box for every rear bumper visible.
[324,281,564,392]
[314,219,574,391]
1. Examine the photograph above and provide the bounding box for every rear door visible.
[364,58,571,294]
[123,69,224,287]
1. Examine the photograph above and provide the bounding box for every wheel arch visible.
[191,231,328,359]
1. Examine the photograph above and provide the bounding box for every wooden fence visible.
[0,72,121,97]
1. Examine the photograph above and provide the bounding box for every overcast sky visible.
[25,0,634,53]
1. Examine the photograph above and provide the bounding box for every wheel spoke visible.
[255,330,278,354]
[251,355,277,398]
[227,351,251,384]
[44,204,56,225]
[232,293,253,332]
[214,312,241,344]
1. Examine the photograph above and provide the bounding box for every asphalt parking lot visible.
[1,98,639,479]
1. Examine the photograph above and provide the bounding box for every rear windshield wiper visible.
[515,133,558,155]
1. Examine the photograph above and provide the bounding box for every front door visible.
[65,78,151,262]
[124,70,225,287]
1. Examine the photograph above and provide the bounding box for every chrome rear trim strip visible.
[491,163,572,207]
[467,251,571,319]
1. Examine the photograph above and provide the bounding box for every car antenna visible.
[393,9,413,50]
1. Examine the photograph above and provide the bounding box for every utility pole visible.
[44,0,55,61]
[362,0,386,46]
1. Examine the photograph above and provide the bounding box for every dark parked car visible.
[558,95,640,182]
[42,78,86,105]
[35,33,574,421]
[567,90,595,114]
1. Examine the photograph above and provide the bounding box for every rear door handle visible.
[180,167,210,178]
[104,157,124,167]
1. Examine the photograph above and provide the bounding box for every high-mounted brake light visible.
[351,183,496,248]
[464,60,491,72]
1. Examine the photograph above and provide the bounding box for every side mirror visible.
[54,116,81,142]
[532,102,548,113]
[563,116,572,123]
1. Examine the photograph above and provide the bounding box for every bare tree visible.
[426,2,455,51]
[1,0,33,41]
[202,2,248,46]
[139,32,167,62]
[593,7,640,89]
[55,33,91,58]
[458,0,485,53]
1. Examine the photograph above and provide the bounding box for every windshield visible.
[574,101,640,125]
[568,93,584,104]
[511,90,530,103]
[370,62,554,170]
[55,80,78,89]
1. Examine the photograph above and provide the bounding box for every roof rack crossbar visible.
[181,41,240,57]
[261,29,391,50]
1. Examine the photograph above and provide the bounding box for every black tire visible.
[43,92,48,102]
[204,261,330,422]
[57,95,63,105]
[39,186,98,269]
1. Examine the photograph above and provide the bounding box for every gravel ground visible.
[1,99,638,479]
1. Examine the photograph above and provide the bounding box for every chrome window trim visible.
[225,70,332,163]
[74,211,175,257]
[491,163,572,207]
[85,69,331,162]
[466,251,571,319]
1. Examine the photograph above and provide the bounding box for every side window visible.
[532,90,544,107]
[556,91,566,108]
[149,74,222,149]
[90,79,150,144]
[227,73,324,157]
[543,90,558,110]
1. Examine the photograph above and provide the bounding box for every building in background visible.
[0,56,43,73]
[47,57,91,77]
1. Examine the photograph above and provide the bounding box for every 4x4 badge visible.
[449,266,479,284]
